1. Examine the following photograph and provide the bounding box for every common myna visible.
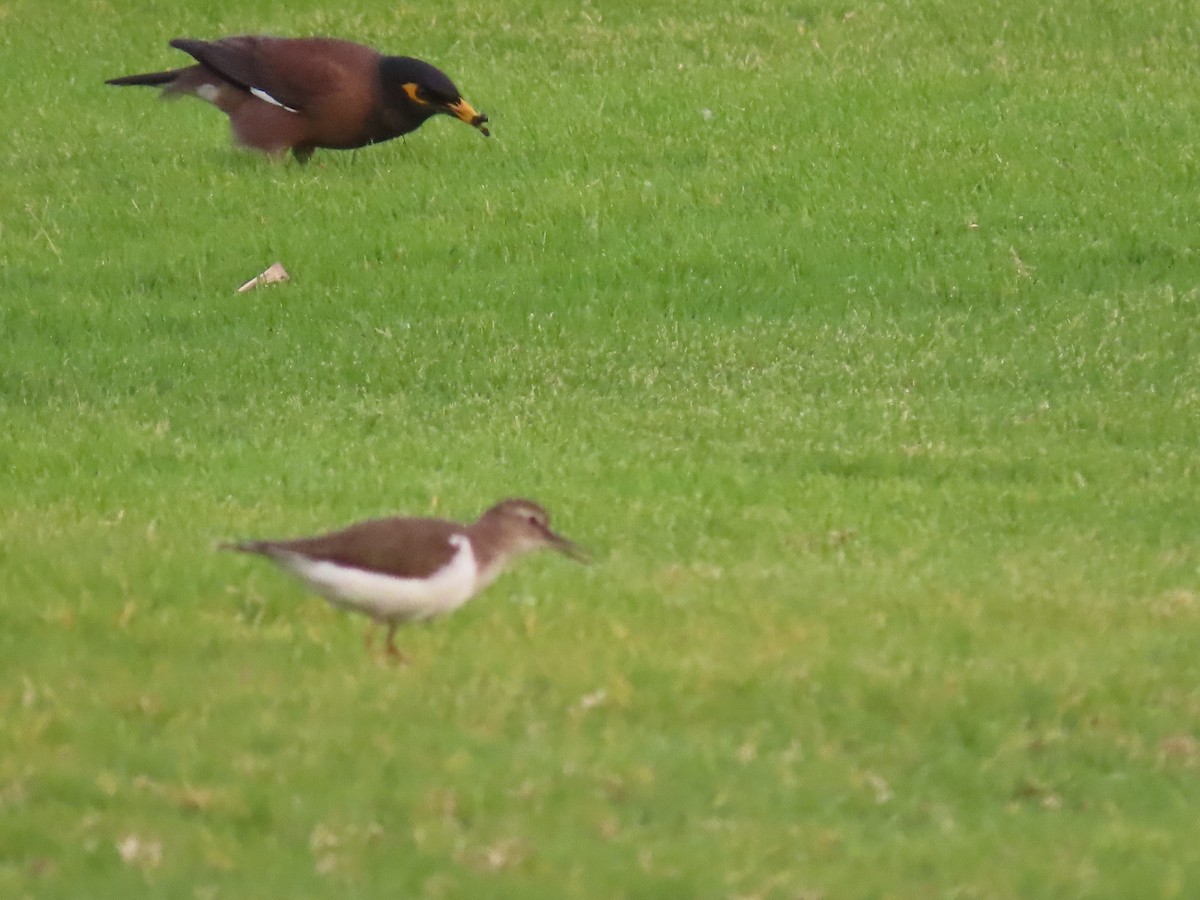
[223,499,587,662]
[106,36,490,162]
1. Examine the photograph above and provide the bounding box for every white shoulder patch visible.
[250,87,298,113]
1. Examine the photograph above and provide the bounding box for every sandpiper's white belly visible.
[280,535,479,623]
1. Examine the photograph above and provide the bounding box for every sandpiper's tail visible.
[219,540,273,555]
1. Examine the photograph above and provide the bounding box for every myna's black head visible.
[380,55,490,136]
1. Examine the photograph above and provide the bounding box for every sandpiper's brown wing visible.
[234,517,463,580]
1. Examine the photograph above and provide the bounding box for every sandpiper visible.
[223,498,586,661]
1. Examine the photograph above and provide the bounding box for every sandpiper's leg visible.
[384,623,409,665]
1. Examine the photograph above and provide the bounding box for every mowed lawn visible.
[2,0,1199,896]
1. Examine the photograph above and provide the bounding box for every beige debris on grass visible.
[237,262,289,293]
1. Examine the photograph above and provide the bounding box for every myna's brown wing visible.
[169,36,375,113]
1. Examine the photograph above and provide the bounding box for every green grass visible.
[3,0,1200,896]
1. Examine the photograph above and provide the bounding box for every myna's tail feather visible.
[105,69,183,87]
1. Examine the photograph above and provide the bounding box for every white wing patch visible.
[196,84,220,103]
[277,534,479,623]
[250,87,299,113]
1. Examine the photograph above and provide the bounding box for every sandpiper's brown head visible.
[470,499,589,577]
